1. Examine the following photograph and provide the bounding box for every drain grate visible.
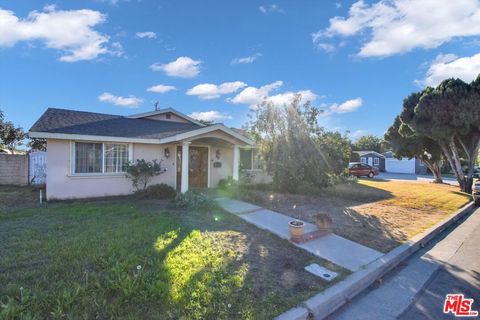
[305,264,338,282]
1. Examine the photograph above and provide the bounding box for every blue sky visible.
[1,0,479,139]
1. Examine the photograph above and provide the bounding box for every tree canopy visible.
[352,135,388,153]
[0,111,26,153]
[247,95,351,192]
[385,116,443,182]
[398,75,480,192]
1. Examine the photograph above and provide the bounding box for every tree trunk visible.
[424,160,443,183]
[457,135,480,194]
[439,138,466,192]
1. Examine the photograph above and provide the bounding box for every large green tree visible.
[27,138,47,152]
[248,95,338,192]
[400,77,480,193]
[385,116,443,183]
[352,135,388,153]
[0,121,26,153]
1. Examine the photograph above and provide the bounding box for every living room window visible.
[240,148,264,170]
[74,142,130,174]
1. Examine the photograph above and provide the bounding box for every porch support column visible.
[181,141,190,193]
[233,144,240,181]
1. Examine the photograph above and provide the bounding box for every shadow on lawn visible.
[240,182,405,252]
[0,198,344,320]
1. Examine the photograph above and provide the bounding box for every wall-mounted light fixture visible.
[164,147,170,159]
[215,149,221,160]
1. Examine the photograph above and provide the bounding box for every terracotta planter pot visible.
[314,214,333,232]
[289,220,305,240]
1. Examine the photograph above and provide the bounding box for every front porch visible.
[171,128,253,192]
[175,139,241,192]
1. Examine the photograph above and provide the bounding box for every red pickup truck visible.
[348,162,380,178]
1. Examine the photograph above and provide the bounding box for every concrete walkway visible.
[215,197,383,272]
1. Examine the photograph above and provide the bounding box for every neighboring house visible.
[29,107,255,200]
[383,151,427,175]
[353,151,385,171]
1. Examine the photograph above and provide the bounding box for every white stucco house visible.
[29,107,263,200]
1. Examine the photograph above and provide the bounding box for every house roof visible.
[29,108,254,145]
[29,108,202,140]
[128,107,206,127]
[353,150,386,158]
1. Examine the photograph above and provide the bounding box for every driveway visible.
[377,172,458,186]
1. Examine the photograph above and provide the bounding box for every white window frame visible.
[373,157,380,166]
[70,141,133,176]
[360,157,367,164]
[240,147,263,172]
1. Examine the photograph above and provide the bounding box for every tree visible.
[385,116,443,183]
[352,135,388,153]
[247,95,353,191]
[316,130,352,174]
[27,138,47,152]
[0,121,26,153]
[400,77,480,193]
[197,119,214,126]
[248,95,333,192]
[125,159,165,191]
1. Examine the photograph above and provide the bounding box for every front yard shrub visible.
[328,172,358,186]
[217,176,237,191]
[139,184,177,199]
[125,159,165,191]
[174,191,217,211]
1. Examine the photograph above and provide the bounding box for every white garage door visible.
[385,158,415,174]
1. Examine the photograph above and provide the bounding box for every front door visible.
[368,157,373,166]
[176,146,209,191]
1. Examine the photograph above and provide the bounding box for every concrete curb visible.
[275,201,475,320]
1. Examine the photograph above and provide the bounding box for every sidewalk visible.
[215,197,383,272]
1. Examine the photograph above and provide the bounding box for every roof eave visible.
[128,108,206,127]
[28,131,162,144]
[158,124,255,145]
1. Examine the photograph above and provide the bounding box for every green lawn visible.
[0,190,348,319]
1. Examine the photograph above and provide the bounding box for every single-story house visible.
[353,151,385,171]
[29,107,259,200]
[383,151,427,175]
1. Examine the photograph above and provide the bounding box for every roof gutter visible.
[28,131,163,145]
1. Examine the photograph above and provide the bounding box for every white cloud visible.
[259,4,285,14]
[231,53,262,64]
[418,53,480,87]
[329,97,363,114]
[230,81,317,109]
[230,81,284,106]
[314,0,480,57]
[267,90,317,107]
[136,31,156,39]
[146,84,176,93]
[150,56,202,78]
[0,7,113,62]
[187,81,247,100]
[315,43,336,53]
[98,92,143,108]
[189,111,232,122]
[109,42,124,57]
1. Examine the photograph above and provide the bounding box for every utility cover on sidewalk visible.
[305,264,338,281]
